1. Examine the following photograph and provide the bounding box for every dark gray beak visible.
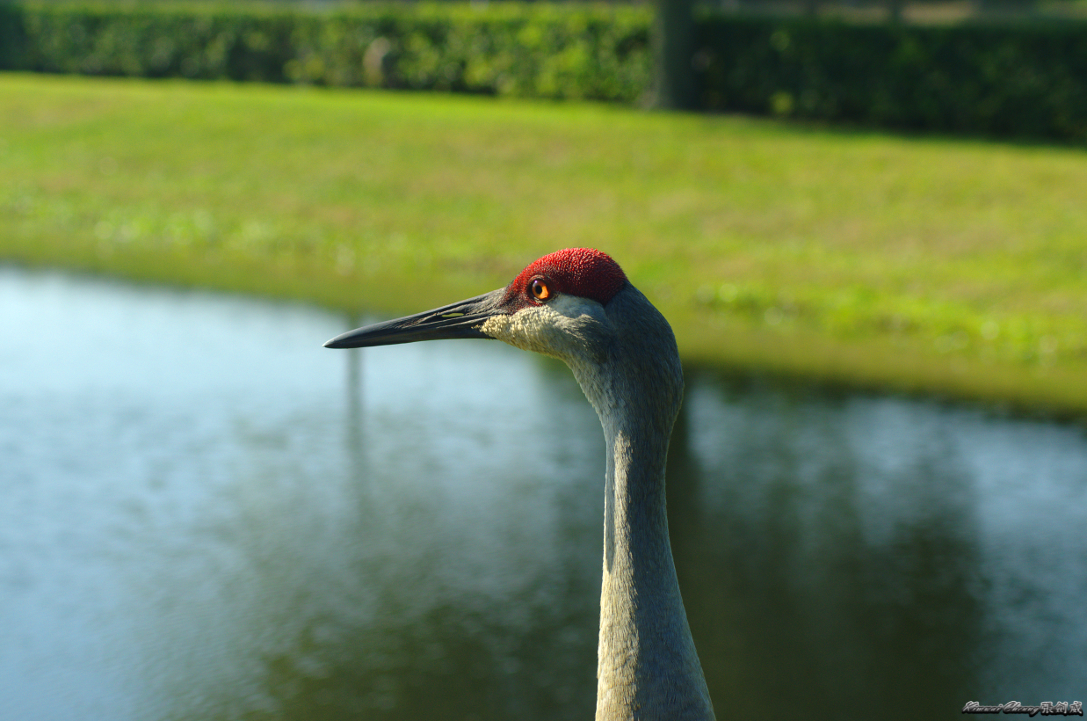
[324,289,506,349]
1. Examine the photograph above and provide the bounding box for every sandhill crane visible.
[326,248,716,721]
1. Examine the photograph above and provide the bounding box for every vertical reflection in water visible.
[343,314,366,497]
[179,338,605,721]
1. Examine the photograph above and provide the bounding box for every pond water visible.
[1,266,1084,721]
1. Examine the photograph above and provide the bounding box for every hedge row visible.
[698,17,1087,141]
[0,3,653,102]
[1,2,1085,141]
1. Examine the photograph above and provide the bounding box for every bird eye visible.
[530,278,551,302]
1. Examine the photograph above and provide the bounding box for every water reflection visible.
[0,267,1083,721]
[680,374,1086,716]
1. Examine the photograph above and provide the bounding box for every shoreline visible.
[6,248,1085,422]
[3,74,1085,420]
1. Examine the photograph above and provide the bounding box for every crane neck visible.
[591,392,714,721]
[565,286,715,721]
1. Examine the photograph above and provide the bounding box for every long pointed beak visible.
[324,288,506,349]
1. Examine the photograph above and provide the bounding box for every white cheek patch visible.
[481,295,610,363]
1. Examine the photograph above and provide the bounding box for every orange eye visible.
[530,278,551,301]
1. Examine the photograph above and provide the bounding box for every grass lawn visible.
[3,73,1087,416]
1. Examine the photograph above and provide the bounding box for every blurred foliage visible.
[0,2,653,102]
[0,2,1085,138]
[0,3,25,68]
[698,15,1087,141]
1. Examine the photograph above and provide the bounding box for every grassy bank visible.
[3,74,1087,416]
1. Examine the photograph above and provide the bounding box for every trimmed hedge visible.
[698,16,1087,140]
[0,2,653,102]
[0,3,24,69]
[1,2,1086,140]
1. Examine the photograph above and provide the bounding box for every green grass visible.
[3,73,1087,416]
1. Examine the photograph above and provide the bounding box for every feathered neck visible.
[565,286,716,721]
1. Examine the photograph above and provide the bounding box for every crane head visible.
[324,248,631,366]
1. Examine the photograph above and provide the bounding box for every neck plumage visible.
[593,407,715,721]
[568,287,715,721]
